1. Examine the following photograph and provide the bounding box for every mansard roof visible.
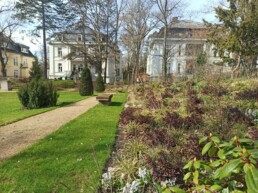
[171,19,206,29]
[50,24,106,43]
[150,19,208,39]
[0,34,34,57]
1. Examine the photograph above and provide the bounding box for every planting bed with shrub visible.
[100,78,258,193]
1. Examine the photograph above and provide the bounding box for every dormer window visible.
[21,48,28,53]
[58,35,64,41]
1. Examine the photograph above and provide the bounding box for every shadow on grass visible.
[110,102,123,107]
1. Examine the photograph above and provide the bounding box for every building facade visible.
[146,18,229,80]
[48,28,120,83]
[0,40,34,79]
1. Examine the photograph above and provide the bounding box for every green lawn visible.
[0,91,91,126]
[0,93,127,193]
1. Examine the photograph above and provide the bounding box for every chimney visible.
[172,17,179,23]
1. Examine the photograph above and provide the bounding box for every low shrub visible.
[145,90,162,109]
[17,84,29,107]
[161,88,174,99]
[180,135,258,193]
[183,113,203,130]
[223,106,253,126]
[235,88,258,100]
[146,150,184,184]
[164,111,184,129]
[134,114,156,127]
[145,128,175,148]
[201,85,228,97]
[119,107,140,125]
[186,94,204,114]
[17,80,59,109]
[52,80,76,90]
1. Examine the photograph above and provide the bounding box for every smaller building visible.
[0,37,34,79]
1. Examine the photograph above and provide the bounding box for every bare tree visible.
[60,0,113,81]
[152,0,185,80]
[101,0,127,83]
[110,0,127,81]
[121,0,156,84]
[0,3,19,78]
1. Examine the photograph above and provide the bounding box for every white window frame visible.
[78,64,83,72]
[178,63,181,74]
[22,48,28,53]
[23,59,28,66]
[14,56,18,66]
[58,48,62,57]
[77,35,82,41]
[178,45,182,56]
[58,63,62,72]
[14,70,19,78]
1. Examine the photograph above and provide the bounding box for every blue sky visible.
[185,0,218,22]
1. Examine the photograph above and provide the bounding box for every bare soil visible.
[0,97,98,162]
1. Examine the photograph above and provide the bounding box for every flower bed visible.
[100,78,258,193]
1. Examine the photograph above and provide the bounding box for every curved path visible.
[0,97,98,162]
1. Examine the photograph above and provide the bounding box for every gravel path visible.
[0,97,98,162]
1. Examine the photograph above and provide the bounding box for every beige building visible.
[0,41,34,79]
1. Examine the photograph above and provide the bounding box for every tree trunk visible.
[232,54,241,78]
[0,49,6,78]
[42,2,48,80]
[163,25,168,81]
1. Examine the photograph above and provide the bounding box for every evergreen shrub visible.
[17,80,59,109]
[79,67,93,96]
[95,73,105,92]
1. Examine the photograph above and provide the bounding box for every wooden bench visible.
[96,94,113,105]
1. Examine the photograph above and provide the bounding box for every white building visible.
[146,18,229,80]
[48,27,120,83]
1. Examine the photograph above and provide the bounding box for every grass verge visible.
[0,92,127,193]
[0,91,91,126]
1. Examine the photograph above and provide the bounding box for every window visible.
[21,48,28,53]
[178,63,181,74]
[167,65,171,74]
[58,63,62,72]
[178,45,182,56]
[14,70,19,78]
[78,64,83,72]
[78,35,82,41]
[58,48,62,57]
[58,35,64,41]
[75,49,80,56]
[14,56,18,65]
[23,59,28,66]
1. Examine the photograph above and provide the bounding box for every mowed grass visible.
[0,91,91,126]
[0,93,127,193]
